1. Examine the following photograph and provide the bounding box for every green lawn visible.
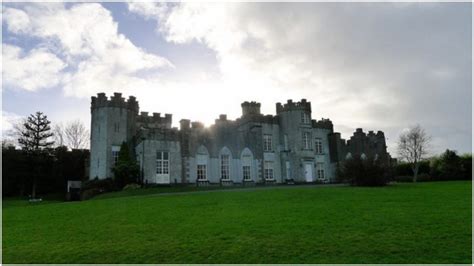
[2,181,472,263]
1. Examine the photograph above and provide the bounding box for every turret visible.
[241,101,261,117]
[276,99,311,114]
[90,92,138,180]
[180,119,191,130]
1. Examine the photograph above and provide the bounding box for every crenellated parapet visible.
[91,92,139,113]
[276,99,311,114]
[241,101,261,117]
[312,118,333,131]
[137,112,172,129]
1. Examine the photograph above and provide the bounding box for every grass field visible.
[2,181,472,263]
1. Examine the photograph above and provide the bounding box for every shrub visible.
[395,160,430,176]
[430,149,467,181]
[112,142,140,189]
[338,156,390,186]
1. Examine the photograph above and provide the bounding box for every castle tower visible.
[89,92,139,179]
[276,99,313,182]
[241,101,261,117]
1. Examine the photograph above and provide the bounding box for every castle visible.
[89,92,391,185]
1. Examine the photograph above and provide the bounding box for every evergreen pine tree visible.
[17,112,55,199]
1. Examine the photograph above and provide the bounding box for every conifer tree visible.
[17,112,55,199]
[112,142,140,189]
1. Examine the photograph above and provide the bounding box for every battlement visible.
[276,99,311,114]
[91,92,139,113]
[137,112,172,129]
[241,101,261,117]
[191,121,205,129]
[312,118,333,131]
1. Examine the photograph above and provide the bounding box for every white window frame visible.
[315,138,323,154]
[197,164,207,180]
[263,134,273,152]
[317,163,325,179]
[156,151,169,175]
[264,161,274,180]
[220,154,230,180]
[243,165,251,180]
[302,132,311,150]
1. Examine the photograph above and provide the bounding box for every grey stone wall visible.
[135,139,182,184]
[89,93,391,185]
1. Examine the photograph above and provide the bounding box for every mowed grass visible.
[3,181,472,264]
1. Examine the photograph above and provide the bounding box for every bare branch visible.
[397,124,431,182]
[64,120,89,150]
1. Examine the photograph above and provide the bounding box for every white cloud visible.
[2,3,173,97]
[1,111,23,146]
[129,2,471,155]
[2,7,30,34]
[2,44,66,91]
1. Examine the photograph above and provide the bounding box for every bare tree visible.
[52,123,65,147]
[397,124,431,182]
[64,120,89,149]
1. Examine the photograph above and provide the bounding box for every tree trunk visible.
[413,163,419,183]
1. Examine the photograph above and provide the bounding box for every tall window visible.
[243,166,251,180]
[197,165,207,180]
[263,134,272,152]
[111,146,120,165]
[301,112,310,124]
[315,138,323,154]
[264,161,274,180]
[302,132,311,149]
[220,155,230,180]
[317,163,325,179]
[284,134,288,150]
[156,151,169,175]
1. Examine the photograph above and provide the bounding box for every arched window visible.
[196,145,209,180]
[219,147,232,180]
[241,148,254,181]
[345,152,353,160]
[361,153,367,160]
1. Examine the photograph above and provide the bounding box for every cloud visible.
[129,2,471,154]
[2,44,66,91]
[2,3,173,97]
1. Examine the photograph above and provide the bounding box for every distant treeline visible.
[2,146,89,198]
[394,149,472,182]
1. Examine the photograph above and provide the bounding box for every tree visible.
[397,124,431,182]
[17,112,55,199]
[64,120,89,150]
[52,123,65,147]
[338,155,390,186]
[111,142,140,189]
[18,112,54,151]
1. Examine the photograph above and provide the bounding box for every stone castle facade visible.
[89,92,391,185]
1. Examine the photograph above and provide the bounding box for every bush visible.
[111,142,140,189]
[430,150,468,181]
[338,156,390,186]
[395,160,430,176]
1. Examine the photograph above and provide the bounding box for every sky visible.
[1,2,472,156]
